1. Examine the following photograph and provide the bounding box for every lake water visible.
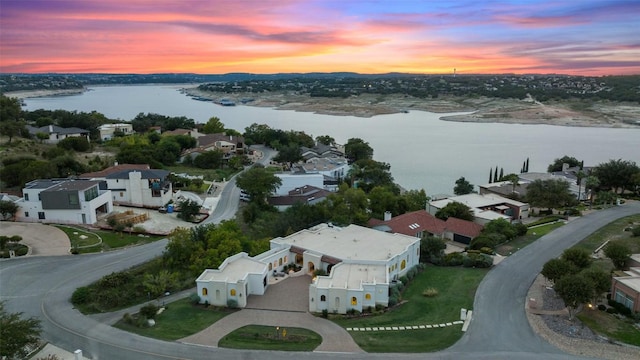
[23,85,640,196]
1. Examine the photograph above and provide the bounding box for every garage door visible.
[453,233,471,245]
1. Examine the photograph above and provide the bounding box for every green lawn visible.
[577,309,640,346]
[496,222,565,256]
[331,266,488,352]
[219,325,322,351]
[55,225,164,253]
[114,298,233,341]
[572,214,640,253]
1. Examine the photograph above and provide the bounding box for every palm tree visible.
[575,170,585,201]
[584,176,600,208]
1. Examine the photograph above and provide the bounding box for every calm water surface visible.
[23,85,640,195]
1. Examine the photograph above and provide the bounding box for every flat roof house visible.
[82,164,172,209]
[428,193,529,225]
[611,265,640,313]
[26,125,90,144]
[196,223,421,314]
[17,179,112,225]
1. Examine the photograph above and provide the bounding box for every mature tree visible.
[631,172,640,196]
[235,165,282,206]
[400,189,429,212]
[453,177,474,195]
[193,150,224,169]
[315,135,335,145]
[584,175,600,206]
[368,186,400,219]
[582,269,611,304]
[188,220,244,274]
[604,241,631,269]
[525,179,576,210]
[595,191,617,206]
[326,186,369,225]
[0,120,26,143]
[592,159,640,194]
[143,270,177,298]
[435,201,474,221]
[0,95,22,122]
[554,274,593,319]
[0,301,42,359]
[547,155,581,172]
[560,248,592,269]
[177,199,202,222]
[0,200,19,220]
[541,258,578,284]
[349,159,395,193]
[501,173,520,194]
[421,235,446,263]
[482,218,518,240]
[202,116,225,134]
[344,138,373,163]
[273,144,302,164]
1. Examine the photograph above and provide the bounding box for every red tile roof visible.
[445,217,484,238]
[81,164,150,178]
[372,210,446,237]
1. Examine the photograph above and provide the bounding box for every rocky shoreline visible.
[6,86,640,128]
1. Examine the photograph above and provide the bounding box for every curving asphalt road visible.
[1,185,638,359]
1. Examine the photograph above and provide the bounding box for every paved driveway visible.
[180,274,364,353]
[246,274,311,312]
[0,222,70,256]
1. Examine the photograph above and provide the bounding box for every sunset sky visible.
[1,0,639,75]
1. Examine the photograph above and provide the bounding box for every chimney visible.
[562,163,569,172]
[384,211,392,221]
[49,125,54,133]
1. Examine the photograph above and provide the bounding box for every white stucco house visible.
[17,179,112,225]
[98,123,134,141]
[81,164,172,208]
[196,223,421,314]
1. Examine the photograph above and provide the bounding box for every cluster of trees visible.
[130,113,196,133]
[0,301,41,359]
[163,221,269,278]
[469,218,528,250]
[540,246,628,319]
[114,132,196,167]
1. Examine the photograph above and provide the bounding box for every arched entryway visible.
[308,261,315,273]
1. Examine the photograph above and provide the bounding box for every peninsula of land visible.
[7,86,640,128]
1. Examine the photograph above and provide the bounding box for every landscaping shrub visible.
[189,293,200,304]
[398,276,409,286]
[442,252,464,266]
[227,299,238,309]
[632,226,640,237]
[515,223,528,236]
[597,304,606,311]
[71,286,90,305]
[139,303,159,320]
[321,309,328,318]
[422,288,439,297]
[480,247,494,255]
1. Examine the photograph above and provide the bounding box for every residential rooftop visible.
[272,223,417,262]
[197,254,266,283]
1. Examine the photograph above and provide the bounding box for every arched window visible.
[202,288,208,296]
[279,258,283,266]
[284,256,288,263]
[400,259,406,270]
[215,289,220,300]
[351,296,357,305]
[320,295,326,302]
[230,289,236,296]
[365,293,371,300]
[268,263,273,270]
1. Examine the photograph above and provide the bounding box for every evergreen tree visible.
[499,168,504,180]
[493,167,498,183]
